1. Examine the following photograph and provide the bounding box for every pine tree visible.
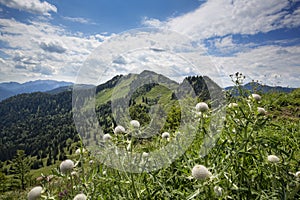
[10,150,31,190]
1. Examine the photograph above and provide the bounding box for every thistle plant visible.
[20,72,299,200]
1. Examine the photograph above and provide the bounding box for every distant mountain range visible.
[225,82,297,94]
[0,70,221,161]
[0,80,73,101]
[0,70,299,163]
[0,77,297,103]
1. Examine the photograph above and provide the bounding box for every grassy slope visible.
[1,88,299,199]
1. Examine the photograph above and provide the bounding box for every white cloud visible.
[0,0,57,16]
[142,17,165,27]
[62,16,96,25]
[214,45,300,87]
[39,40,67,53]
[144,0,300,40]
[140,0,300,87]
[0,18,107,82]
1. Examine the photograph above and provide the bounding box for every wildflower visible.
[142,152,149,158]
[60,159,74,174]
[114,125,126,134]
[214,186,223,197]
[75,148,86,154]
[28,186,42,200]
[71,171,78,177]
[73,193,87,200]
[103,133,112,141]
[250,93,261,101]
[257,107,266,115]
[89,160,94,165]
[295,171,300,178]
[191,164,212,180]
[161,132,170,139]
[59,190,68,198]
[196,102,209,112]
[267,155,280,163]
[130,120,140,128]
[228,103,238,108]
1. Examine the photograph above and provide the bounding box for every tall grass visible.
[14,74,300,199]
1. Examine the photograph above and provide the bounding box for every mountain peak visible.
[0,80,74,102]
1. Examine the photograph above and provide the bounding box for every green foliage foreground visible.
[2,78,300,200]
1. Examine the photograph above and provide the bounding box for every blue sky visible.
[0,0,299,87]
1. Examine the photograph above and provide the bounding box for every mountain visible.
[0,71,221,162]
[0,80,73,101]
[225,82,296,93]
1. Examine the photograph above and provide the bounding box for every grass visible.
[1,75,300,200]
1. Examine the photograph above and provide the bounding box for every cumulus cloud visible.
[0,0,57,16]
[40,40,67,53]
[142,17,165,27]
[140,0,300,87]
[215,45,300,87]
[143,0,300,40]
[0,18,107,82]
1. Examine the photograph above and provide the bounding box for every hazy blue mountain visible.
[0,80,73,101]
[225,82,296,94]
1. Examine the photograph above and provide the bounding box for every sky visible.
[0,0,299,87]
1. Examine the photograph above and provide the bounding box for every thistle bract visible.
[60,159,74,174]
[142,152,149,158]
[103,133,112,141]
[73,193,87,200]
[267,155,280,163]
[191,164,212,180]
[130,120,140,128]
[162,132,170,139]
[114,125,126,134]
[257,107,266,115]
[250,93,261,101]
[28,186,42,200]
[75,148,86,154]
[195,102,209,112]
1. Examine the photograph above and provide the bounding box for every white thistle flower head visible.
[60,159,74,174]
[130,120,140,128]
[162,132,170,139]
[142,152,149,158]
[195,102,209,112]
[214,186,223,197]
[28,186,43,200]
[295,171,300,178]
[73,193,87,200]
[191,164,212,180]
[250,93,261,101]
[257,107,266,115]
[75,148,86,154]
[71,171,77,176]
[103,133,112,141]
[114,125,126,134]
[89,160,94,165]
[228,103,238,108]
[267,155,280,163]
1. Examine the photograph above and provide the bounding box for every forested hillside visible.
[0,71,214,163]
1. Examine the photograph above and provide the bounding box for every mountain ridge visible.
[0,80,73,102]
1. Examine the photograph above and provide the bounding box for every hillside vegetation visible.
[0,72,299,199]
